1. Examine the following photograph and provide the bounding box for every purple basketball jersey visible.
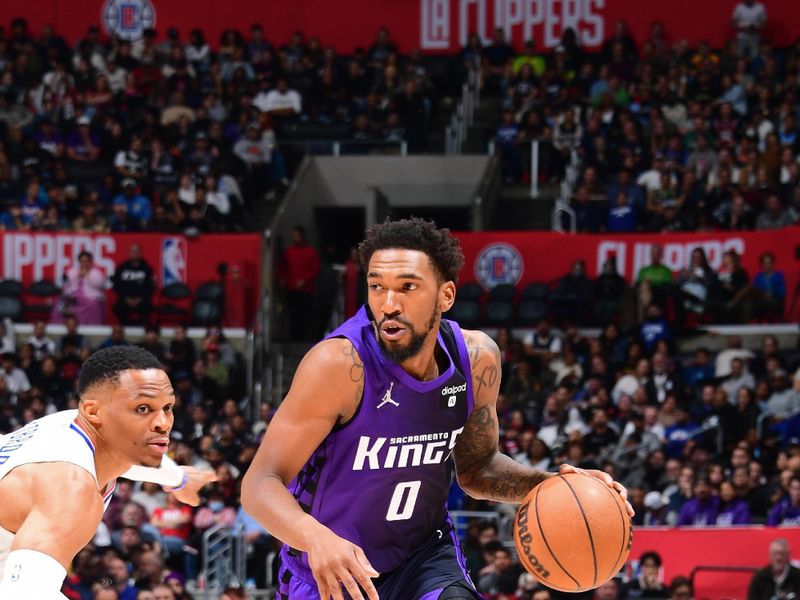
[286,306,475,574]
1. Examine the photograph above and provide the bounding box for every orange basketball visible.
[513,472,632,592]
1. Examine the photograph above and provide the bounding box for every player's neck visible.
[74,413,135,488]
[397,335,443,381]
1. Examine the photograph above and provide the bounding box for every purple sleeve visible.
[767,501,783,526]
[677,502,693,526]
[734,502,752,525]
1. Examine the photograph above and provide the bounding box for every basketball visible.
[513,472,632,593]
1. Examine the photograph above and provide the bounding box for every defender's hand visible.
[306,526,379,600]
[559,463,635,518]
[167,467,218,506]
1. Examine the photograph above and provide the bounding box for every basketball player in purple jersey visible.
[242,219,633,600]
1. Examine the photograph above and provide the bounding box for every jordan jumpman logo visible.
[377,382,399,408]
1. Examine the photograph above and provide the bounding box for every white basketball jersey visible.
[0,410,116,575]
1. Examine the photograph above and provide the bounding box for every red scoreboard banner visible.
[1,0,797,53]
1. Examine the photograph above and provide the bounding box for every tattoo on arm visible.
[342,343,364,405]
[455,332,551,503]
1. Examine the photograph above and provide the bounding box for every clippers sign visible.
[3,0,799,56]
[0,232,261,325]
[454,227,800,320]
[421,0,605,50]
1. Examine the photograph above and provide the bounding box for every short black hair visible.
[358,218,464,283]
[640,551,662,568]
[78,346,163,395]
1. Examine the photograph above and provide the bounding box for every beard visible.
[378,303,439,363]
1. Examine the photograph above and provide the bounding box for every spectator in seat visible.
[624,551,668,598]
[768,477,800,526]
[669,577,693,600]
[716,480,752,525]
[255,77,301,120]
[496,110,521,182]
[25,320,56,360]
[608,191,637,232]
[715,249,751,322]
[52,250,108,325]
[477,546,523,596]
[114,134,149,185]
[233,122,272,197]
[139,325,167,363]
[113,178,152,229]
[677,477,719,526]
[751,252,786,322]
[572,184,603,232]
[732,0,767,59]
[112,242,156,325]
[73,200,110,233]
[756,193,794,229]
[747,538,800,600]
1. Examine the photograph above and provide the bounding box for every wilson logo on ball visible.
[516,500,550,579]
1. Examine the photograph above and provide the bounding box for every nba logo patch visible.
[161,237,187,285]
[475,243,524,289]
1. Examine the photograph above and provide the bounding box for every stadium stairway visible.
[489,180,560,230]
[455,94,560,230]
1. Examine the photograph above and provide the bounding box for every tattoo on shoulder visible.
[341,342,364,406]
[341,343,364,383]
[464,333,500,396]
[464,332,501,370]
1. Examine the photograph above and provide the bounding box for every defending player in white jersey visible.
[0,345,216,599]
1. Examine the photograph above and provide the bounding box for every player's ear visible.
[81,391,103,426]
[440,280,456,312]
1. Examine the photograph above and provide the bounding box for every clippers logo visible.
[102,0,156,42]
[475,243,523,289]
[161,237,187,285]
[10,563,21,582]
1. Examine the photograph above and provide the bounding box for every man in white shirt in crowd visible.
[253,77,301,118]
[732,0,766,59]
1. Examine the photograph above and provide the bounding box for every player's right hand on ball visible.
[307,527,379,600]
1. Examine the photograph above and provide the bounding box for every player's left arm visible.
[453,330,633,516]
[121,455,217,506]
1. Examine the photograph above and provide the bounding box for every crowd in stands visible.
[491,9,800,235]
[0,19,438,236]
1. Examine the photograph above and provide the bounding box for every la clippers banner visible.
[0,232,262,326]
[454,226,800,317]
[630,527,800,600]
[2,0,798,54]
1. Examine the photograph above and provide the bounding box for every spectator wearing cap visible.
[66,115,101,164]
[642,492,669,527]
[113,178,152,229]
